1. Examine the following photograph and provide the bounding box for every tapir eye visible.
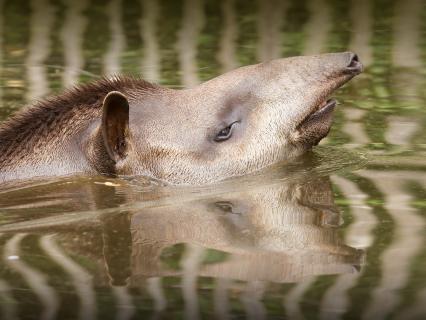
[215,201,234,212]
[214,121,238,142]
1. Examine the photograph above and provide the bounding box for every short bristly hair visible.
[0,77,157,166]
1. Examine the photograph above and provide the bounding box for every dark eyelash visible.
[214,122,238,142]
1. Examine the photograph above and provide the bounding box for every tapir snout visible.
[0,52,363,184]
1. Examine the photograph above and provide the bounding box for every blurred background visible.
[0,0,425,149]
[0,0,425,319]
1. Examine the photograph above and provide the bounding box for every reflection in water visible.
[349,0,372,67]
[39,234,96,320]
[0,0,4,107]
[26,0,55,101]
[392,0,422,68]
[213,277,231,320]
[140,0,160,82]
[217,0,238,72]
[358,171,424,320]
[0,277,17,320]
[385,116,419,146]
[4,233,59,320]
[303,0,331,55]
[0,0,423,153]
[331,176,377,250]
[240,281,266,320]
[0,0,425,318]
[177,0,204,87]
[146,276,167,313]
[319,176,377,320]
[61,0,89,88]
[111,286,135,320]
[103,0,126,76]
[284,276,316,320]
[180,244,203,320]
[387,0,423,149]
[257,0,286,62]
[131,177,360,282]
[0,173,365,318]
[342,107,371,148]
[396,289,426,320]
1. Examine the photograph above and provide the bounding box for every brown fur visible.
[0,174,363,283]
[0,77,156,168]
[0,53,362,184]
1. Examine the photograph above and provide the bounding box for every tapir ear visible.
[102,91,130,162]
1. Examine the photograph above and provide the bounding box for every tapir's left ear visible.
[102,91,130,162]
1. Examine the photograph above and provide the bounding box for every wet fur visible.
[0,53,361,184]
[0,77,155,170]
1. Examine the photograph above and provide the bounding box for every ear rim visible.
[102,91,130,163]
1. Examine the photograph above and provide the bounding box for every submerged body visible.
[0,52,362,184]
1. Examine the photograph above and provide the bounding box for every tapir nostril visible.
[345,52,363,74]
[348,53,359,66]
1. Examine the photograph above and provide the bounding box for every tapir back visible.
[0,77,154,182]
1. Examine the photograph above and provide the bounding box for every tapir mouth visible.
[295,99,336,146]
[297,52,363,133]
[295,52,363,146]
[297,98,336,131]
[306,98,336,122]
[295,94,341,147]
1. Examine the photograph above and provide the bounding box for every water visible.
[0,0,425,319]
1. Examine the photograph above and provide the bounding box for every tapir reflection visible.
[130,176,363,283]
[0,174,364,285]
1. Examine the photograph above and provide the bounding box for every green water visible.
[0,0,425,319]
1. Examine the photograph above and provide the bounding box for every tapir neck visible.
[0,77,157,183]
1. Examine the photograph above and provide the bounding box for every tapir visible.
[0,52,362,184]
[0,173,363,284]
[131,176,363,281]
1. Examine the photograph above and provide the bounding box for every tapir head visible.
[99,52,362,184]
[131,175,363,280]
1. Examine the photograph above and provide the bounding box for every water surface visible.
[0,0,425,319]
